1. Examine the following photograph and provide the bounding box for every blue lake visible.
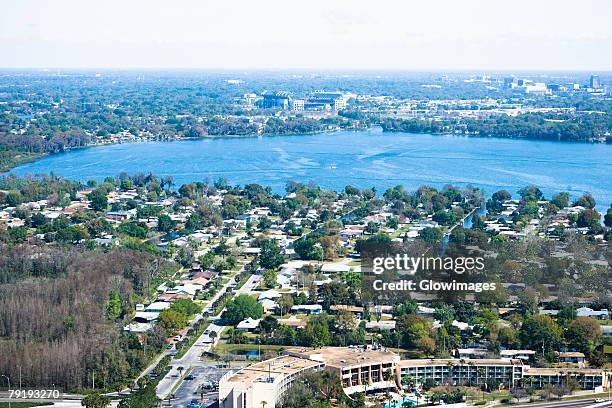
[10,128,612,210]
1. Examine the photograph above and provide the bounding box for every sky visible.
[0,0,610,71]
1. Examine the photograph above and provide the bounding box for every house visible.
[134,312,160,323]
[500,350,536,361]
[258,289,282,302]
[456,348,488,359]
[236,317,261,331]
[576,307,609,320]
[365,320,396,331]
[105,209,136,222]
[145,301,171,313]
[556,351,586,365]
[320,263,353,273]
[123,322,153,333]
[539,308,560,316]
[259,299,279,313]
[291,304,323,315]
[417,305,436,317]
[279,315,306,328]
[329,305,364,317]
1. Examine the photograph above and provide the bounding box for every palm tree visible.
[446,361,455,385]
[477,367,487,401]
[458,359,466,385]
[467,361,475,386]
[261,400,268,408]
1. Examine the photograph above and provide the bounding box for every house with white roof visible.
[236,317,261,331]
[258,289,282,301]
[576,307,609,320]
[291,304,323,315]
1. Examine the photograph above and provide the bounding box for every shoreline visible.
[3,124,611,177]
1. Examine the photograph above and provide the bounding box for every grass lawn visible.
[0,403,53,408]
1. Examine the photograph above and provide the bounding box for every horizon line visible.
[0,67,610,73]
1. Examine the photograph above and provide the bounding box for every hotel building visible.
[219,347,610,408]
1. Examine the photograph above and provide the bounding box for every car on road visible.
[166,344,174,350]
[185,374,195,380]
[200,381,214,390]
[595,399,607,403]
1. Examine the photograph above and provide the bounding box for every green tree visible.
[301,314,332,348]
[419,227,443,244]
[520,315,563,353]
[551,192,570,209]
[566,317,601,353]
[169,299,202,316]
[263,269,278,289]
[82,393,111,408]
[259,239,285,269]
[222,294,264,325]
[88,188,109,211]
[604,205,612,228]
[105,290,122,321]
[157,214,176,232]
[158,309,188,335]
[574,193,596,209]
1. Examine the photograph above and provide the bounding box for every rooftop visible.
[398,358,522,367]
[224,355,322,384]
[286,346,399,369]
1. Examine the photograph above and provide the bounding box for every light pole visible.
[2,374,11,408]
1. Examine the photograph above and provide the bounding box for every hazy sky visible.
[1,0,610,70]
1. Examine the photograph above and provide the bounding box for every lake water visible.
[10,128,612,210]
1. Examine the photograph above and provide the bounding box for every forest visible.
[0,245,170,391]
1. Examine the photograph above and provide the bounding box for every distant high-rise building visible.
[309,91,348,110]
[290,99,304,111]
[503,77,515,88]
[590,75,601,89]
[262,92,291,109]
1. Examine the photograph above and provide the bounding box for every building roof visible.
[524,367,601,375]
[224,355,322,384]
[145,301,171,311]
[500,349,536,356]
[236,317,261,330]
[286,346,399,370]
[329,305,364,313]
[556,351,586,358]
[398,358,522,368]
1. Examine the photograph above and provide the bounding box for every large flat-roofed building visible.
[262,92,291,109]
[219,347,610,408]
[399,358,606,391]
[219,355,324,408]
[522,367,604,389]
[286,346,400,394]
[308,91,349,111]
[399,358,523,389]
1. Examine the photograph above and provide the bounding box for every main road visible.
[155,271,261,400]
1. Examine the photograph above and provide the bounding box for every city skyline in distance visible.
[1,0,611,71]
